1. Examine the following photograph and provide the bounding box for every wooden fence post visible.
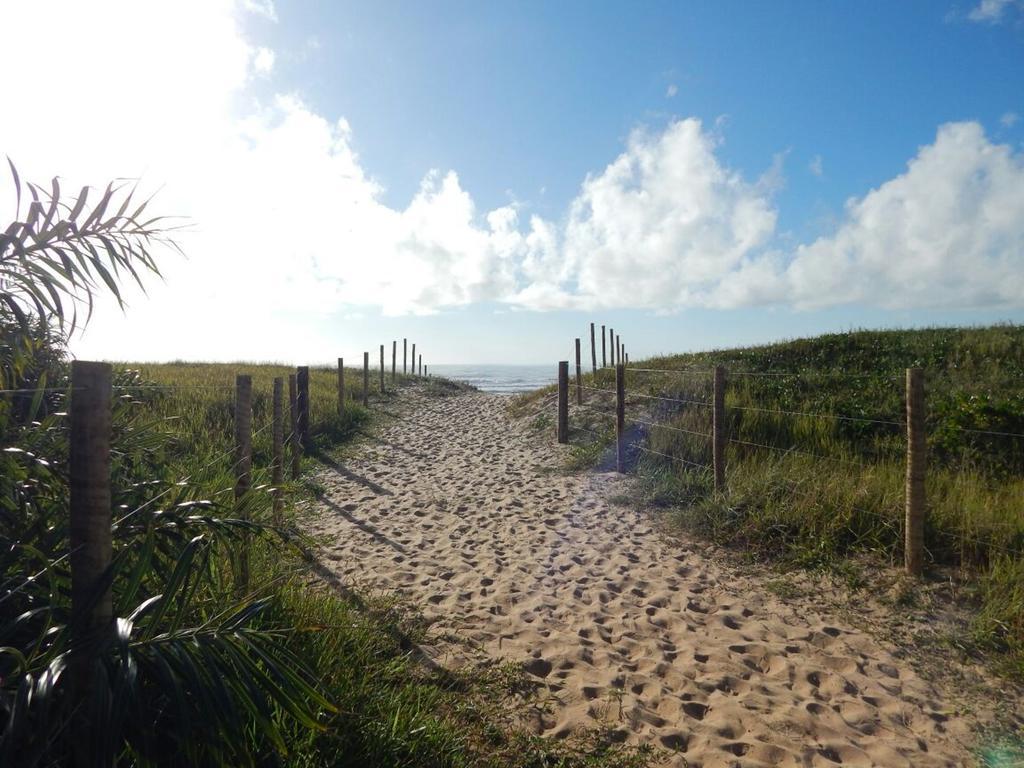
[615,363,625,473]
[905,368,926,576]
[575,338,583,405]
[419,353,422,377]
[601,324,607,368]
[380,344,385,393]
[272,376,284,524]
[403,338,408,374]
[412,343,416,376]
[235,374,253,591]
[288,374,300,479]
[392,340,397,382]
[557,361,569,444]
[297,366,310,450]
[713,365,726,493]
[609,327,615,366]
[69,360,112,753]
[337,357,344,415]
[617,335,622,366]
[590,322,597,374]
[362,352,369,406]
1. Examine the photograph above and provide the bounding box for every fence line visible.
[44,332,444,663]
[553,325,1024,577]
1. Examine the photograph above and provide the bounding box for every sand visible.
[305,388,989,767]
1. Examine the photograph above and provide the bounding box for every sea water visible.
[427,364,555,394]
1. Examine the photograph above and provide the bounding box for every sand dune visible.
[306,389,989,767]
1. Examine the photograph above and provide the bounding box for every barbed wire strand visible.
[626,368,714,377]
[628,391,713,408]
[726,436,867,468]
[728,403,904,428]
[630,441,712,472]
[630,418,712,440]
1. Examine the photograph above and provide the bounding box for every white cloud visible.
[241,0,277,21]
[778,122,1024,309]
[1001,111,1020,128]
[809,154,824,177]
[545,120,778,311]
[1,0,1023,363]
[253,46,275,74]
[666,83,678,98]
[967,0,1022,21]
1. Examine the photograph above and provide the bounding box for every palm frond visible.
[1,160,183,333]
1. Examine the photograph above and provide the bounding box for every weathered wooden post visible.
[234,374,252,591]
[425,365,428,377]
[272,376,284,524]
[601,324,607,368]
[617,335,622,366]
[905,368,926,576]
[615,363,625,472]
[392,340,397,382]
[297,366,310,450]
[557,361,569,443]
[609,327,615,366]
[337,357,345,415]
[713,365,726,493]
[288,374,300,479]
[419,353,423,377]
[69,360,112,755]
[575,337,583,405]
[412,343,416,376]
[362,352,369,406]
[380,344,385,393]
[403,338,408,374]
[590,322,597,374]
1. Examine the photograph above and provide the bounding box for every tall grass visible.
[2,358,654,766]
[517,325,1024,675]
[110,363,653,766]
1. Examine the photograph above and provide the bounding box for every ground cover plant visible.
[1,165,652,767]
[514,326,1024,675]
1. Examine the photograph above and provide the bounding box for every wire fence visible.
[549,353,1024,573]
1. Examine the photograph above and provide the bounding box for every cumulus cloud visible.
[1001,111,1020,128]
[547,120,778,310]
[1,0,1023,362]
[666,83,678,98]
[777,122,1024,309]
[808,155,824,177]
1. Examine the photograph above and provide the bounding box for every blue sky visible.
[2,1,1024,364]
[258,2,1021,216]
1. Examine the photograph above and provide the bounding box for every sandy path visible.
[306,389,979,767]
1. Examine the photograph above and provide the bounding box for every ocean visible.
[427,364,556,394]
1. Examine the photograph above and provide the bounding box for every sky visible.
[1,0,1023,365]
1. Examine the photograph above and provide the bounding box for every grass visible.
[513,325,1024,677]
[106,362,653,767]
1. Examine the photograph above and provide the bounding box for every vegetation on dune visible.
[516,326,1024,676]
[1,164,652,767]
